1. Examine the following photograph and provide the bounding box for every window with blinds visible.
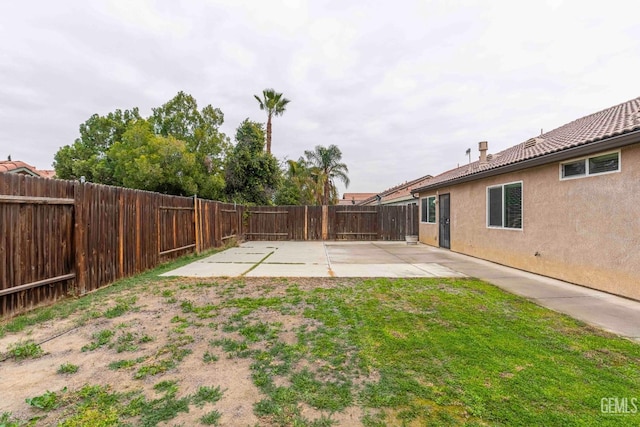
[561,151,620,180]
[487,182,522,230]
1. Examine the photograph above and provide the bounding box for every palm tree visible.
[254,88,290,154]
[304,145,350,205]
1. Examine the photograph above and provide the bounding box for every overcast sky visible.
[1,0,639,195]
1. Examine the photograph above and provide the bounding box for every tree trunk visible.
[266,114,273,154]
[323,179,329,205]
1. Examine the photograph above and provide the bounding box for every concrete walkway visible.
[162,241,640,342]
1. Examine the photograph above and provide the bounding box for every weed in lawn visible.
[129,381,190,427]
[203,351,218,363]
[103,296,138,318]
[57,385,124,427]
[57,363,79,374]
[26,381,215,427]
[210,338,251,358]
[81,329,114,352]
[200,409,221,425]
[180,300,195,313]
[225,296,283,316]
[109,331,152,353]
[194,303,218,319]
[239,321,280,343]
[195,280,218,288]
[170,315,191,334]
[108,357,147,370]
[26,388,65,411]
[0,412,29,427]
[6,341,44,360]
[112,331,138,352]
[290,369,353,411]
[192,385,223,408]
[133,335,193,379]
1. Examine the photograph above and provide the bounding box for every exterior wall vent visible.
[524,137,544,149]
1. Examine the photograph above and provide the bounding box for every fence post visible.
[322,205,328,240]
[73,181,86,295]
[214,202,220,247]
[193,195,199,254]
[304,205,308,241]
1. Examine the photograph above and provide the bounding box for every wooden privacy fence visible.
[1,173,417,317]
[0,174,243,317]
[244,204,418,241]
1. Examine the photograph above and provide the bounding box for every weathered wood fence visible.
[243,205,418,241]
[1,173,417,317]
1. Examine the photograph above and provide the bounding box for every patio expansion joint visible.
[322,242,335,277]
[240,250,275,277]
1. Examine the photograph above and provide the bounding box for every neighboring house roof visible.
[360,174,433,205]
[36,169,56,178]
[339,192,377,205]
[413,96,640,193]
[0,160,56,178]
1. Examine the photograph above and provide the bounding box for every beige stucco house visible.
[412,96,640,300]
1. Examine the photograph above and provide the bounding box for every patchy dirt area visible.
[0,277,371,426]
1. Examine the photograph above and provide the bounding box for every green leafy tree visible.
[108,119,198,195]
[151,92,230,199]
[304,145,350,205]
[224,119,281,204]
[54,108,141,184]
[274,158,316,205]
[53,92,229,200]
[254,88,290,154]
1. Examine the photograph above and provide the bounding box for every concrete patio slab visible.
[161,262,250,277]
[413,263,467,278]
[329,263,436,278]
[198,247,273,264]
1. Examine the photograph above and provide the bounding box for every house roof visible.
[342,192,377,200]
[413,96,640,193]
[359,174,433,205]
[338,193,377,205]
[0,160,56,178]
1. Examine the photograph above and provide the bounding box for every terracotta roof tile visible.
[415,96,640,190]
[0,161,55,178]
[0,160,38,174]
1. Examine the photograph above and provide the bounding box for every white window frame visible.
[420,196,436,224]
[486,181,523,230]
[559,150,621,180]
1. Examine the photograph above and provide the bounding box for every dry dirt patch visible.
[0,277,371,426]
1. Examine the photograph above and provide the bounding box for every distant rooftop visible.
[0,160,56,178]
[360,174,433,205]
[339,192,377,205]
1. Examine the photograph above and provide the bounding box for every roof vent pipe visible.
[479,141,488,163]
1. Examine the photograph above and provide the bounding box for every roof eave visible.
[412,129,640,194]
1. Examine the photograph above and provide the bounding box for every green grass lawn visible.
[1,271,639,426]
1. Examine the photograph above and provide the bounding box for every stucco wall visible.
[418,143,640,300]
